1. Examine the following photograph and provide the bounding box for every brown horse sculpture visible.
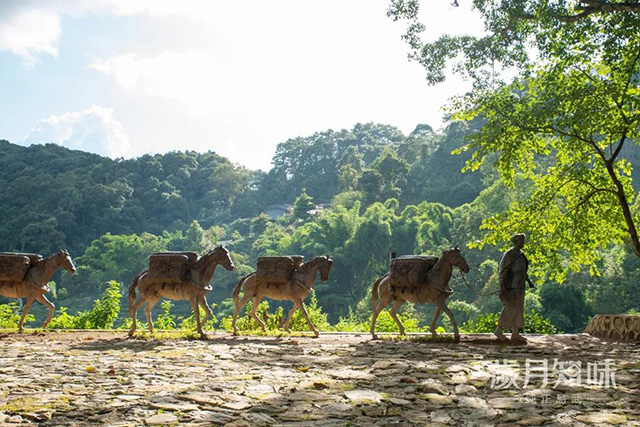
[0,250,76,332]
[370,246,470,341]
[232,256,333,337]
[128,246,235,338]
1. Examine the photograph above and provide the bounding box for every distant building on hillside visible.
[308,203,331,217]
[265,204,293,220]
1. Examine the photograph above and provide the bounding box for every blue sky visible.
[0,1,484,170]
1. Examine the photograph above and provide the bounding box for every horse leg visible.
[389,299,406,336]
[190,296,206,339]
[36,294,55,329]
[18,296,34,333]
[430,306,442,336]
[200,295,212,326]
[232,292,252,336]
[294,298,319,338]
[128,296,145,337]
[370,288,394,340]
[145,297,160,334]
[249,297,267,332]
[436,300,460,342]
[282,303,299,332]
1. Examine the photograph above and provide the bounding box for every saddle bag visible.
[257,255,304,284]
[389,255,438,288]
[0,253,37,282]
[147,252,198,283]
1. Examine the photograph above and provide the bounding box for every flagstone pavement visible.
[0,331,638,426]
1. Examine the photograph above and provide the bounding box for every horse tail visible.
[128,272,144,313]
[233,273,253,304]
[371,274,388,311]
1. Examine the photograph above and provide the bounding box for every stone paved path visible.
[0,331,638,426]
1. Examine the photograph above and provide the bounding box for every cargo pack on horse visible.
[0,250,76,332]
[128,246,235,338]
[370,246,470,341]
[232,255,333,337]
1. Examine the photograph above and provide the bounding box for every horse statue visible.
[0,250,76,332]
[370,246,470,341]
[128,246,235,338]
[231,256,333,337]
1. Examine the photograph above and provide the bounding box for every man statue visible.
[494,233,535,342]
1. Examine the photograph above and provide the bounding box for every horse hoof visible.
[371,334,380,340]
[454,335,461,343]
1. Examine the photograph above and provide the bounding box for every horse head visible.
[214,246,235,271]
[318,255,334,282]
[57,249,77,274]
[443,245,469,273]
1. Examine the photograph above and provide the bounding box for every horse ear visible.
[454,245,460,251]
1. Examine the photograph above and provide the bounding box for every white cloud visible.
[25,106,130,158]
[0,8,60,65]
[90,51,231,116]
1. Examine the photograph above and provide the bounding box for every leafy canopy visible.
[389,0,640,279]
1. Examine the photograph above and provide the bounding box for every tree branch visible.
[603,160,640,257]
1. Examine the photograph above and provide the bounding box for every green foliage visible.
[539,282,592,333]
[444,300,480,328]
[333,305,427,333]
[156,300,177,330]
[219,293,330,333]
[179,305,217,332]
[293,188,315,221]
[286,292,331,332]
[2,109,639,330]
[368,310,427,333]
[388,0,640,87]
[47,307,76,329]
[50,281,122,329]
[463,310,560,334]
[0,303,34,329]
[389,0,640,280]
[219,300,282,332]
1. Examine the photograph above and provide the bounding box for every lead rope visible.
[459,272,501,296]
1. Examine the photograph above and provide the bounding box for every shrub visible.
[286,292,331,332]
[0,303,34,329]
[47,307,76,329]
[179,304,217,331]
[156,300,177,330]
[219,291,330,333]
[49,281,122,329]
[333,307,427,333]
[463,310,560,334]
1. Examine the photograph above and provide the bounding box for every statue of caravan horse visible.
[232,256,333,337]
[0,250,76,332]
[370,246,470,341]
[128,246,235,338]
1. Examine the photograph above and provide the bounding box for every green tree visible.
[358,169,383,205]
[387,0,640,86]
[390,0,640,279]
[185,220,211,254]
[293,188,315,221]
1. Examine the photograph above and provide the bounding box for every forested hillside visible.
[1,121,638,332]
